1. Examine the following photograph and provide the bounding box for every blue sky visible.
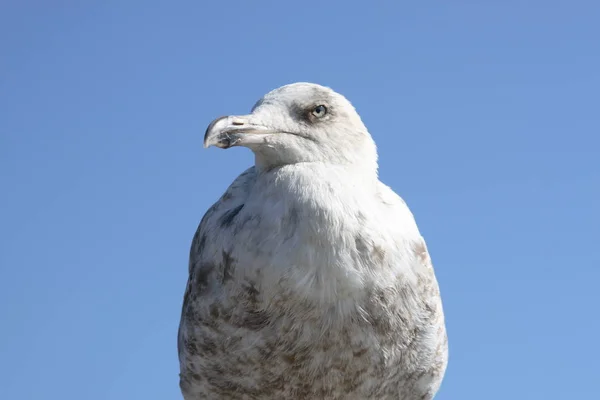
[1,1,599,399]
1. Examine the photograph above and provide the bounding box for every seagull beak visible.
[203,115,273,149]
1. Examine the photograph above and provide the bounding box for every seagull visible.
[178,83,448,399]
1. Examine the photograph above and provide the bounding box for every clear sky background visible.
[1,1,599,399]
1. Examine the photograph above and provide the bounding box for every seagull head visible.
[203,83,378,171]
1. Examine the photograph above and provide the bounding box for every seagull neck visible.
[254,158,378,177]
[254,161,379,191]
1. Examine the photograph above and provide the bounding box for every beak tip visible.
[203,115,229,149]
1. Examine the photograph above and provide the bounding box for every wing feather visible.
[177,167,256,368]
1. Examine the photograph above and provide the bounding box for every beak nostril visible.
[231,118,245,126]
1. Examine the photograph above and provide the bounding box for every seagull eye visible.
[311,105,328,118]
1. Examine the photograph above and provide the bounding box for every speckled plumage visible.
[178,83,448,399]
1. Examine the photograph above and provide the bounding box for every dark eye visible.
[311,105,328,118]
